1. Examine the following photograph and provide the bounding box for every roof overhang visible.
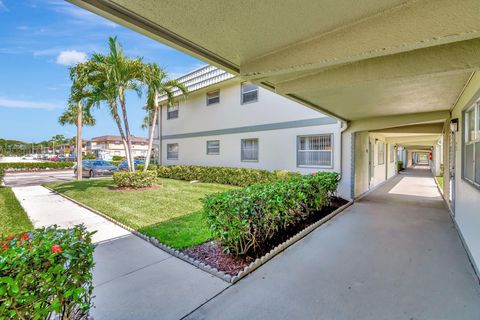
[68,0,480,122]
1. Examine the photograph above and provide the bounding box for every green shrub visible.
[0,225,95,319]
[0,169,4,186]
[136,164,157,171]
[110,161,122,167]
[397,160,404,171]
[113,171,158,188]
[203,172,339,255]
[0,162,74,171]
[112,155,124,161]
[156,165,301,187]
[83,153,96,160]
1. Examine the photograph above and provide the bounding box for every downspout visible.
[158,105,162,166]
[339,120,351,197]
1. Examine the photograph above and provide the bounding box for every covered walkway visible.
[186,167,480,320]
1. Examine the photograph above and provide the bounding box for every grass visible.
[0,187,33,235]
[435,176,444,190]
[47,178,237,249]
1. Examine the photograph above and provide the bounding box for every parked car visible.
[21,154,35,160]
[118,160,145,171]
[74,160,118,178]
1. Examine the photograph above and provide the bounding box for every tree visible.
[142,63,187,171]
[59,62,95,180]
[87,37,144,171]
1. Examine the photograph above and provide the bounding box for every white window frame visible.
[463,101,480,186]
[206,140,220,155]
[241,82,258,104]
[167,143,179,160]
[378,141,385,165]
[296,134,333,168]
[206,90,220,106]
[167,102,179,120]
[241,138,259,162]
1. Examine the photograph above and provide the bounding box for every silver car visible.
[74,160,118,178]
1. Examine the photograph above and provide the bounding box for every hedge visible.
[203,172,339,255]
[156,165,301,187]
[113,171,159,188]
[0,169,4,185]
[0,162,74,171]
[135,164,157,171]
[0,225,95,319]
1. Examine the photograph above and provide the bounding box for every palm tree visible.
[142,63,187,171]
[58,103,96,166]
[87,37,144,171]
[59,62,95,180]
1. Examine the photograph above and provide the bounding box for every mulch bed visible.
[182,197,348,275]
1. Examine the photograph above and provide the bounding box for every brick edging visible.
[43,185,352,283]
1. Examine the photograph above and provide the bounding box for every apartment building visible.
[87,135,149,160]
[153,65,341,174]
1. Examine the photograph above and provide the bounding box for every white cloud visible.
[46,0,118,28]
[0,1,8,11]
[0,97,61,110]
[56,50,87,65]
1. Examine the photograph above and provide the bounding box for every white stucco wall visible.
[160,79,331,135]
[450,72,480,274]
[341,130,398,200]
[161,123,341,174]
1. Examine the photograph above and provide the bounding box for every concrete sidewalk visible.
[186,168,480,320]
[12,186,229,320]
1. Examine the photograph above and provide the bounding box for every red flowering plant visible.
[0,225,95,320]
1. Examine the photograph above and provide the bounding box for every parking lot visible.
[4,170,76,187]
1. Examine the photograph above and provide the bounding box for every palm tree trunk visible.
[110,101,131,169]
[119,88,135,172]
[76,101,83,181]
[143,96,158,172]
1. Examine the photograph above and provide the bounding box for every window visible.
[114,140,120,144]
[206,140,220,155]
[167,143,178,160]
[241,138,259,161]
[206,90,220,105]
[167,102,179,119]
[241,83,258,104]
[390,145,395,163]
[297,134,333,167]
[464,102,480,185]
[378,141,385,165]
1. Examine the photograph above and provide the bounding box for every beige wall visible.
[449,72,480,274]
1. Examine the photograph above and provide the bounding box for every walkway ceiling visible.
[69,0,480,121]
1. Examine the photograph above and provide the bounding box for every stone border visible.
[44,185,352,283]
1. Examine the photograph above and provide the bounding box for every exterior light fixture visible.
[450,118,459,132]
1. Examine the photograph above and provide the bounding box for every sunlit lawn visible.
[435,176,444,190]
[47,178,237,248]
[0,187,33,235]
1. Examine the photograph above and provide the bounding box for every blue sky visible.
[0,0,203,142]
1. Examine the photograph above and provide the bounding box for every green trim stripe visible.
[162,117,337,140]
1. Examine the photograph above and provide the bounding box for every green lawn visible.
[47,178,237,249]
[435,176,444,190]
[0,187,33,235]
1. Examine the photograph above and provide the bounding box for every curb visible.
[44,185,352,284]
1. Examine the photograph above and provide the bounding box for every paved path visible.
[12,186,229,320]
[5,170,75,187]
[186,167,480,320]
